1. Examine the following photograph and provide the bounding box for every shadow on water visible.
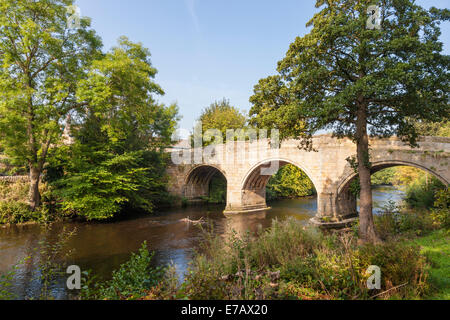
[0,186,403,299]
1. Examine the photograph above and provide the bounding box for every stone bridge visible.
[167,135,450,226]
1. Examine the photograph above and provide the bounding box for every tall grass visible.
[180,218,429,300]
[0,180,54,224]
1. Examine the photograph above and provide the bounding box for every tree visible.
[0,0,101,210]
[413,120,450,137]
[51,38,179,220]
[196,99,247,146]
[267,164,315,201]
[250,0,449,243]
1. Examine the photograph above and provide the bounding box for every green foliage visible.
[0,0,102,206]
[180,218,430,300]
[206,174,227,204]
[371,168,398,186]
[249,0,449,242]
[0,201,37,224]
[374,201,436,239]
[430,189,450,230]
[414,120,450,138]
[80,242,166,300]
[266,164,315,200]
[349,179,361,197]
[195,98,247,146]
[53,150,169,220]
[0,180,49,224]
[357,241,429,298]
[412,230,450,299]
[76,37,179,152]
[249,0,449,145]
[405,175,445,208]
[47,38,178,220]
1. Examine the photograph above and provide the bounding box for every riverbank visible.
[73,195,449,300]
[78,214,449,300]
[0,186,447,300]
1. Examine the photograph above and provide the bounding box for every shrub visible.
[80,242,167,300]
[374,201,436,240]
[430,189,450,230]
[357,242,429,299]
[0,180,53,224]
[0,201,37,224]
[0,180,29,202]
[181,219,430,300]
[405,175,445,208]
[53,150,169,220]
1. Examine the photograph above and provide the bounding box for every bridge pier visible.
[311,190,358,229]
[224,185,271,214]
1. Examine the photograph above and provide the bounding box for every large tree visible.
[51,38,179,220]
[196,98,247,146]
[0,0,101,210]
[250,0,449,243]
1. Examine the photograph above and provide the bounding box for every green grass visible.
[411,230,450,300]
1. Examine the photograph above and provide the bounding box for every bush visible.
[405,175,445,208]
[0,180,53,224]
[371,168,397,186]
[430,189,450,230]
[205,175,227,204]
[357,242,429,298]
[53,150,170,220]
[180,219,430,300]
[0,201,38,224]
[80,242,167,300]
[0,180,29,202]
[374,201,436,240]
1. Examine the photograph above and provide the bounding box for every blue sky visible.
[75,0,450,133]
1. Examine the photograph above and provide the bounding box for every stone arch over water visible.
[183,165,227,201]
[238,158,317,213]
[334,160,450,220]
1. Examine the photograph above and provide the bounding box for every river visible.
[0,185,405,299]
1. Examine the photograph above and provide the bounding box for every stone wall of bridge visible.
[167,135,450,223]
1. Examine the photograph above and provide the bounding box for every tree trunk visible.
[356,102,380,244]
[29,166,41,211]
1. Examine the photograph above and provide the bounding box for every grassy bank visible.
[413,230,449,299]
[75,204,449,300]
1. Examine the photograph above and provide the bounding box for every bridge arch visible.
[338,160,449,193]
[238,158,317,212]
[183,165,227,201]
[334,160,449,219]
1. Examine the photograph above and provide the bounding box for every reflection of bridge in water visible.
[167,135,450,228]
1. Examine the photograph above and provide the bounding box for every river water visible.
[0,186,404,299]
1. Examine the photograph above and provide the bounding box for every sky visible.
[75,0,450,134]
